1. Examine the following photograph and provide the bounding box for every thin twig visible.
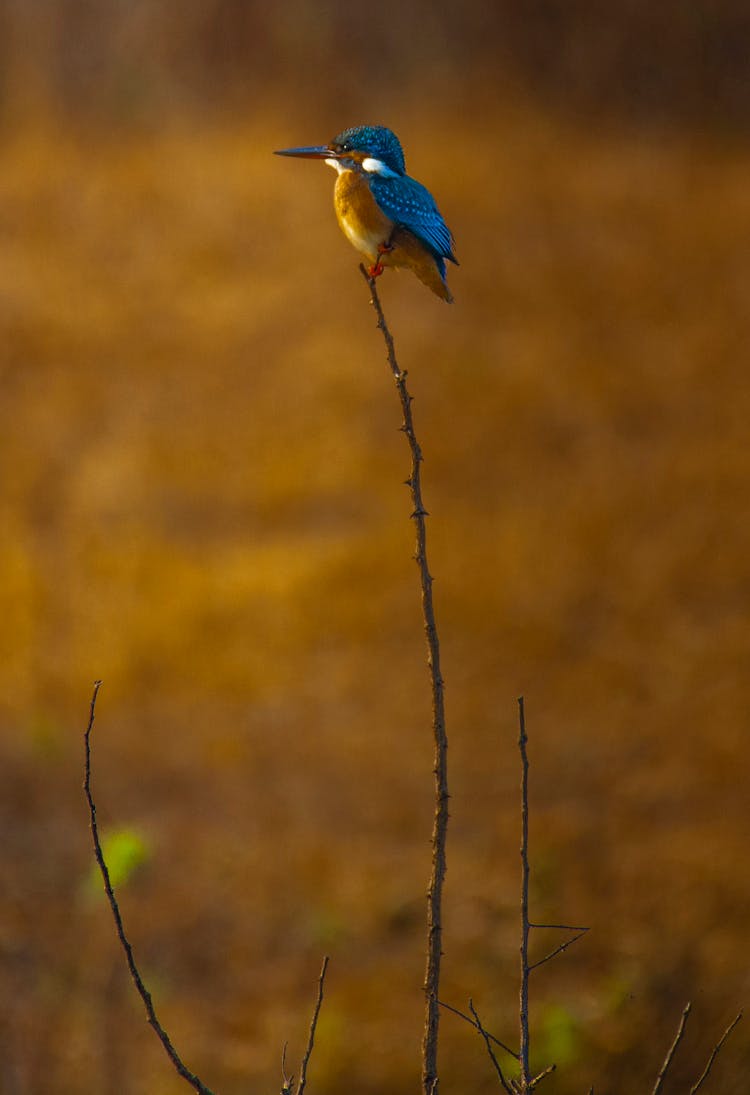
[281,1042,294,1095]
[83,682,216,1095]
[518,696,531,1093]
[528,923,589,932]
[361,266,450,1095]
[652,1002,692,1095]
[689,1010,743,1094]
[468,999,514,1095]
[297,956,330,1095]
[438,999,519,1060]
[529,1063,556,1088]
[528,928,590,973]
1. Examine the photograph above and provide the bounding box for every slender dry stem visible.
[527,928,589,972]
[360,266,450,1095]
[83,682,216,1095]
[689,1010,743,1094]
[652,1002,692,1095]
[529,1064,556,1088]
[518,696,531,1092]
[468,999,514,1095]
[297,956,330,1095]
[517,699,582,1091]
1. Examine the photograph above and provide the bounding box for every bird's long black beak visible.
[274,145,334,159]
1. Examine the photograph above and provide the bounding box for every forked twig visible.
[689,1010,743,1094]
[297,956,330,1095]
[83,682,216,1095]
[652,1002,692,1094]
[361,266,450,1095]
[281,1042,294,1095]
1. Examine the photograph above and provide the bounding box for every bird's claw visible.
[368,239,395,278]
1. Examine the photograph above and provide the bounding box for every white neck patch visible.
[325,157,347,174]
[361,157,399,178]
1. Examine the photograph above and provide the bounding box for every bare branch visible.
[438,999,519,1060]
[528,923,589,932]
[689,1010,743,1094]
[297,956,330,1095]
[468,999,514,1095]
[518,696,531,1093]
[652,1002,692,1095]
[361,266,450,1095]
[83,682,216,1095]
[528,928,590,973]
[529,1063,556,1089]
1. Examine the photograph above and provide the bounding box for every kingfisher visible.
[275,125,458,303]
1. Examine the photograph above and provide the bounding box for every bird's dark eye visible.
[338,141,351,152]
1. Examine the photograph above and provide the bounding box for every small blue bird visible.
[275,125,458,302]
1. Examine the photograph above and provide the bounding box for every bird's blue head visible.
[275,125,407,179]
[329,126,406,176]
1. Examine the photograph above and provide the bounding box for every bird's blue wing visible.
[369,174,458,265]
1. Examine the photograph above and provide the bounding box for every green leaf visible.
[86,827,150,895]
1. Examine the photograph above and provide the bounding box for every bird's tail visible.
[383,228,454,303]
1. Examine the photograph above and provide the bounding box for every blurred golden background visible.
[1,3,749,1093]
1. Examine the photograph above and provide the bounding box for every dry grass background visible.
[1,5,750,1093]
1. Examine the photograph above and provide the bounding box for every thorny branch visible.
[361,266,450,1095]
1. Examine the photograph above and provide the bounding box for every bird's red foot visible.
[368,239,394,277]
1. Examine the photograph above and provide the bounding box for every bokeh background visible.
[1,3,749,1093]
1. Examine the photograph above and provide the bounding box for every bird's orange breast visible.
[333,169,394,261]
[332,167,453,301]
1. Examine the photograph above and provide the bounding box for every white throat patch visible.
[361,157,399,178]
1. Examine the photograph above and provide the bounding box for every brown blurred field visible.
[1,5,750,1094]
